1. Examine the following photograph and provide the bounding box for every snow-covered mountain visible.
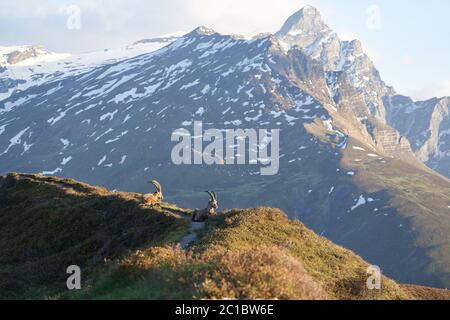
[275,6,450,179]
[276,5,395,120]
[0,34,181,102]
[0,7,449,289]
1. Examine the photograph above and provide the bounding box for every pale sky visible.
[1,0,449,101]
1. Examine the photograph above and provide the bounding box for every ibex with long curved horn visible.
[192,191,218,222]
[143,180,163,207]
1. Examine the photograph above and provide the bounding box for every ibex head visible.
[150,180,163,201]
[205,191,218,212]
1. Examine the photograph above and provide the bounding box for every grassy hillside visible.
[0,172,189,299]
[0,173,448,300]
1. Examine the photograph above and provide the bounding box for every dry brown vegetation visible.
[195,208,412,300]
[89,245,328,300]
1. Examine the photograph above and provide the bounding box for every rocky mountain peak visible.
[347,39,363,56]
[191,26,216,36]
[274,7,394,127]
[276,5,331,39]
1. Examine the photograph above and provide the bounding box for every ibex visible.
[192,191,218,222]
[143,180,163,207]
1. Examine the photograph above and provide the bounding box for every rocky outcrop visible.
[385,95,450,176]
[4,46,45,65]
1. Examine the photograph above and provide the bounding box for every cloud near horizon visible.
[0,0,308,52]
[408,81,450,101]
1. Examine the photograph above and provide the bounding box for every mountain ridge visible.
[0,6,449,290]
[0,35,180,102]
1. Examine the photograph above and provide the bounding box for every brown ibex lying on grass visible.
[143,180,163,207]
[192,191,218,222]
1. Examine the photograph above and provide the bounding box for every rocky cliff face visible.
[275,7,406,158]
[384,96,450,177]
[276,6,395,121]
[276,7,450,172]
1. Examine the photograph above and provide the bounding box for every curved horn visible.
[151,180,162,193]
[205,191,214,200]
